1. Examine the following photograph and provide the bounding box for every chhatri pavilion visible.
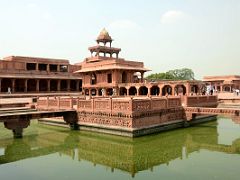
[74,29,204,97]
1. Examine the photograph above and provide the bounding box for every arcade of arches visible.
[83,83,203,97]
[0,78,82,93]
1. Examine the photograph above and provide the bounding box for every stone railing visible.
[37,97,78,110]
[37,96,182,114]
[182,95,218,107]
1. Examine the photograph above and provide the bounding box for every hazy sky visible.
[0,0,239,79]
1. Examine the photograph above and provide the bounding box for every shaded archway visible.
[129,87,137,96]
[150,86,160,96]
[139,86,148,96]
[191,85,199,94]
[85,89,89,95]
[122,71,127,83]
[174,85,186,95]
[70,80,77,91]
[39,79,48,91]
[15,79,25,92]
[1,78,12,92]
[119,87,127,96]
[91,89,97,96]
[60,80,67,91]
[50,80,58,91]
[107,88,113,96]
[27,79,36,92]
[223,86,231,92]
[162,85,172,96]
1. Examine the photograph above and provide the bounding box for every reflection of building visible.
[75,29,205,96]
[2,120,240,177]
[203,75,240,92]
[0,56,82,93]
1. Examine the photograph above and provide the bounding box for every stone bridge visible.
[0,110,78,138]
[184,107,240,121]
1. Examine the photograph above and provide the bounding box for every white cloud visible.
[161,10,188,24]
[108,20,140,30]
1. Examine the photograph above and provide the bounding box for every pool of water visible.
[0,117,240,180]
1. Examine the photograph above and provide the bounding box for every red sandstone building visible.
[0,29,206,96]
[75,29,204,96]
[0,56,82,93]
[203,75,240,92]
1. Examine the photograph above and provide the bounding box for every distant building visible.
[203,75,240,92]
[0,56,82,93]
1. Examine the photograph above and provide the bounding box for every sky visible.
[0,0,239,79]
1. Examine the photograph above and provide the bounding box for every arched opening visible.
[119,87,127,96]
[27,79,36,92]
[139,86,148,96]
[191,85,199,94]
[107,88,113,96]
[122,71,127,83]
[70,80,77,91]
[50,80,58,91]
[129,87,137,96]
[60,80,67,91]
[224,86,231,92]
[85,89,89,95]
[91,89,97,96]
[15,79,25,92]
[162,85,172,96]
[91,73,97,85]
[1,78,12,92]
[174,85,186,95]
[39,79,48,91]
[150,86,160,96]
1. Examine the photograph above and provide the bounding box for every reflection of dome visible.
[97,28,112,42]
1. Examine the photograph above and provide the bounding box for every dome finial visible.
[97,28,112,43]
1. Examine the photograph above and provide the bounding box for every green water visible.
[1,117,240,180]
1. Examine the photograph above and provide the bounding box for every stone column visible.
[36,79,39,92]
[148,87,151,96]
[12,79,15,93]
[57,65,60,72]
[141,72,144,83]
[137,87,139,96]
[67,80,71,91]
[24,79,28,92]
[57,80,61,92]
[47,80,50,92]
[220,85,223,92]
[0,78,1,93]
[76,80,80,91]
[127,88,129,96]
[47,64,50,72]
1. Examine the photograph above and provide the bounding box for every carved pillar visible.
[57,80,61,92]
[67,80,71,91]
[47,64,50,72]
[141,72,144,83]
[127,88,129,96]
[76,81,80,91]
[148,87,151,96]
[137,87,139,96]
[12,79,15,93]
[47,80,50,92]
[57,65,60,72]
[36,79,39,92]
[220,85,223,92]
[24,79,28,92]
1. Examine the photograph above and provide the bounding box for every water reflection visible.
[0,119,240,177]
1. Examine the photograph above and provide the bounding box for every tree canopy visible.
[146,68,195,81]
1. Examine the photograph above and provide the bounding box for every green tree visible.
[146,68,194,81]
